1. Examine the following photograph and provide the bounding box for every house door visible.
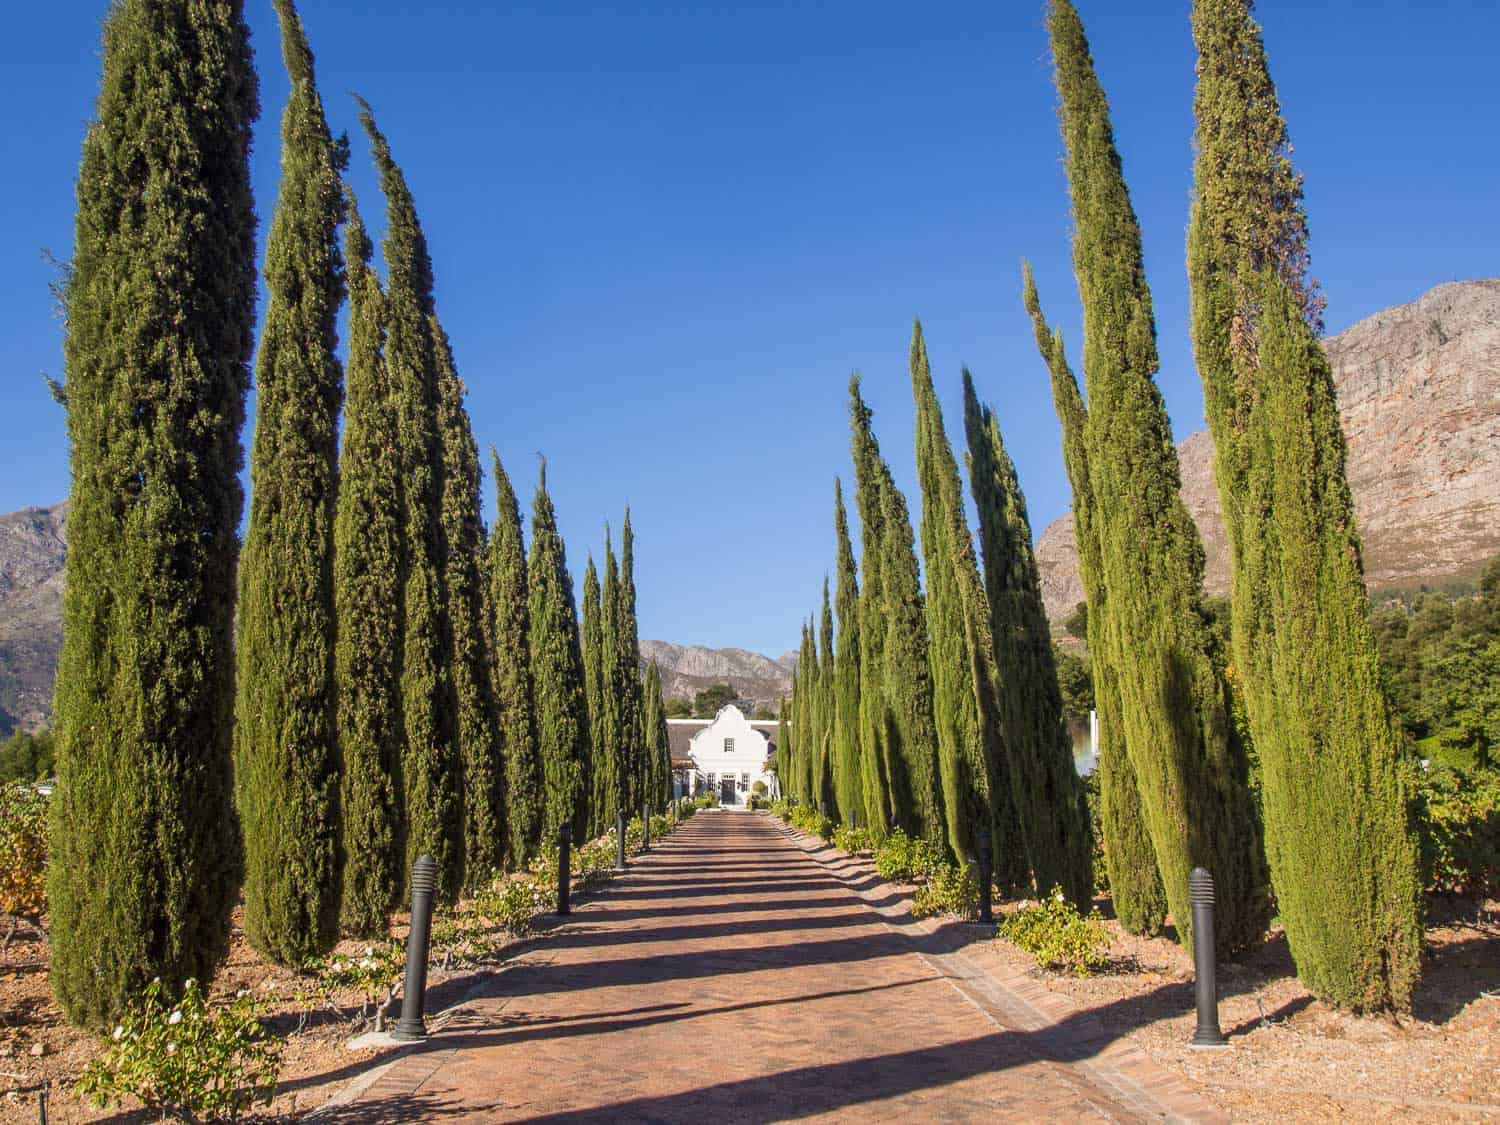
[720,777,736,804]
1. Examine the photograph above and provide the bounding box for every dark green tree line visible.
[582,553,609,832]
[832,480,865,826]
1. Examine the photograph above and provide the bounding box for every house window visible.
[741,773,750,788]
[724,737,734,754]
[706,773,716,786]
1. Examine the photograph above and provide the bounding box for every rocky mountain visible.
[1037,279,1500,625]
[639,639,794,712]
[0,502,67,735]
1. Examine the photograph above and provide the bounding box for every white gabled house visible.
[667,704,779,806]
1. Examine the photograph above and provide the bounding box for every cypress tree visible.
[433,322,502,885]
[1024,267,1165,931]
[359,102,463,901]
[1188,0,1421,1008]
[234,0,345,966]
[1042,0,1267,954]
[596,534,623,830]
[642,659,671,811]
[48,0,257,1027]
[848,378,896,834]
[616,510,645,811]
[528,462,592,840]
[581,554,608,831]
[776,703,791,801]
[795,622,816,803]
[814,579,838,814]
[962,370,1094,906]
[909,324,1009,872]
[335,190,404,935]
[832,480,865,827]
[489,451,545,867]
[879,462,949,854]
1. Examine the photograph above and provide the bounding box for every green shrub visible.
[833,825,873,854]
[651,813,672,838]
[997,886,1110,976]
[0,730,54,784]
[1411,765,1500,895]
[0,783,47,924]
[310,942,404,1003]
[696,791,720,809]
[873,828,944,883]
[787,805,834,840]
[475,877,551,936]
[912,863,980,920]
[77,978,282,1121]
[752,780,768,797]
[770,799,794,821]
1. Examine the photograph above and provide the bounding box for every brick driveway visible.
[324,813,1205,1122]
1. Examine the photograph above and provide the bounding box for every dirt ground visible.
[2,879,1497,1121]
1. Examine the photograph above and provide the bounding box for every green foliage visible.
[49,0,257,1029]
[581,555,608,830]
[1188,0,1420,1009]
[0,784,47,922]
[833,825,873,854]
[527,462,592,842]
[849,379,896,837]
[77,979,282,1122]
[997,887,1111,977]
[488,452,544,868]
[1410,766,1500,896]
[1054,649,1094,725]
[310,943,403,1003]
[693,683,739,718]
[335,190,404,936]
[1063,602,1089,641]
[911,330,1003,875]
[814,578,838,815]
[1038,0,1267,957]
[360,101,464,903]
[873,828,946,884]
[962,369,1093,905]
[434,322,504,890]
[786,804,835,841]
[642,660,673,813]
[614,512,646,813]
[0,730,54,784]
[912,863,980,921]
[475,876,552,936]
[235,0,345,969]
[665,697,693,718]
[831,479,866,828]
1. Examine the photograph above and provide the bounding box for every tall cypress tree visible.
[359,102,463,901]
[909,325,1007,872]
[962,370,1093,906]
[814,579,838,814]
[878,469,949,853]
[596,534,623,831]
[1188,0,1420,1008]
[849,378,896,834]
[1042,0,1266,954]
[336,190,404,935]
[776,703,791,801]
[642,659,671,811]
[1024,266,1165,931]
[795,622,817,803]
[234,0,345,966]
[581,554,608,832]
[616,510,645,812]
[528,461,592,840]
[489,451,544,867]
[433,322,502,885]
[48,0,257,1028]
[832,480,865,827]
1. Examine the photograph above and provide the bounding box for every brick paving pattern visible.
[324,813,1216,1122]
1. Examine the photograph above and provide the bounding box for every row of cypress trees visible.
[1032,0,1420,1008]
[46,0,665,1029]
[783,351,1093,907]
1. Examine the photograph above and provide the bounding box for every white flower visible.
[112,1025,125,1041]
[166,1042,177,1055]
[168,1010,183,1026]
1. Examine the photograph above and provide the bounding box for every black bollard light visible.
[615,810,627,870]
[392,855,439,1042]
[641,797,651,852]
[976,827,994,924]
[557,820,572,916]
[1189,867,1228,1048]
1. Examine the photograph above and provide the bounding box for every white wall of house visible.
[675,705,776,805]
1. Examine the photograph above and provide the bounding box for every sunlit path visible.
[324,812,1217,1122]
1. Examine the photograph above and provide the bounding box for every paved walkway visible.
[324,813,1203,1122]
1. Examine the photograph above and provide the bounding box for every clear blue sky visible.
[2,2,1496,658]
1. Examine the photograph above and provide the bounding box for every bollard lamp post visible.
[393,855,439,1041]
[557,820,572,916]
[615,809,627,870]
[1189,867,1228,1048]
[976,827,994,924]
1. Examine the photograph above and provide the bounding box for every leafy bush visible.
[77,978,282,1121]
[833,825,873,855]
[475,877,551,936]
[912,863,980,920]
[785,805,834,840]
[1081,772,1110,894]
[696,791,720,809]
[997,886,1110,977]
[873,828,944,884]
[751,780,767,797]
[770,799,794,821]
[310,942,404,1002]
[651,813,671,838]
[0,783,47,923]
[1411,765,1500,895]
[0,730,54,784]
